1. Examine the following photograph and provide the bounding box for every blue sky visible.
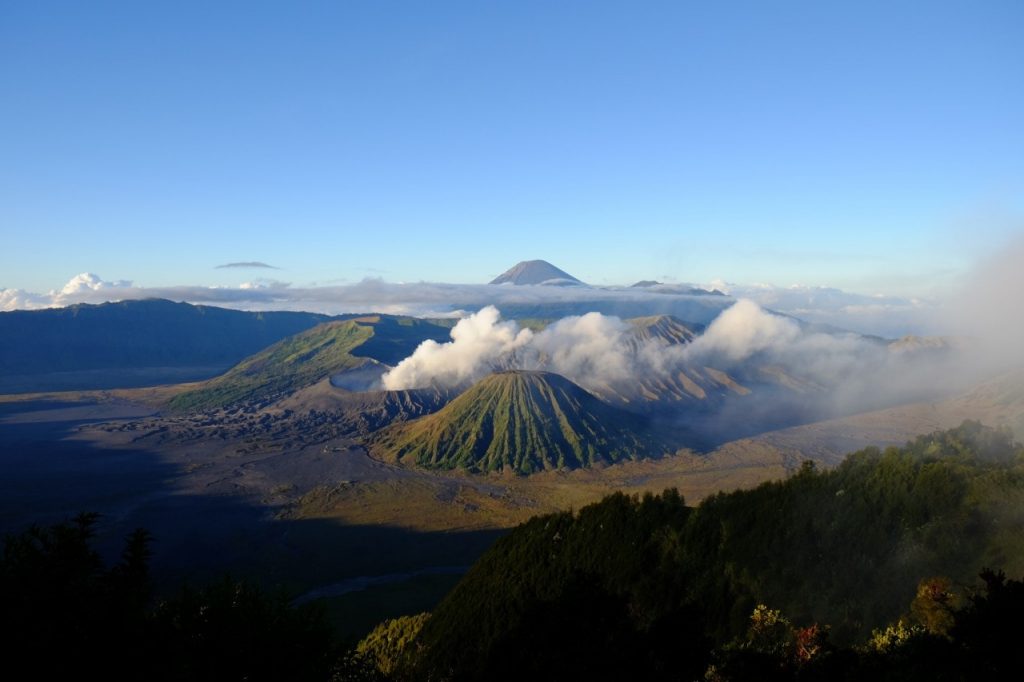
[1,0,1021,296]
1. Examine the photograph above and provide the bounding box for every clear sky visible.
[2,0,1021,296]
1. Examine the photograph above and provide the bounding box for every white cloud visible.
[381,307,648,391]
[57,273,133,297]
[0,288,50,312]
[2,273,135,311]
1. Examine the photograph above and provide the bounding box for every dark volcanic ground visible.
[0,400,500,601]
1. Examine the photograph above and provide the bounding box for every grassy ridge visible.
[166,315,455,412]
[373,370,673,474]
[167,321,374,411]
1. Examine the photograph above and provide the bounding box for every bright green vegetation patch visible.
[373,370,673,474]
[167,320,374,411]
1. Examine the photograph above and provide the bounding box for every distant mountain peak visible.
[489,260,583,286]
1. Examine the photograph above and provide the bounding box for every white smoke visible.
[681,299,878,381]
[381,306,533,389]
[530,313,636,386]
[380,300,875,393]
[684,299,801,362]
[381,307,658,392]
[378,298,980,437]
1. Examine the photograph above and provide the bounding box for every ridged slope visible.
[373,370,669,474]
[579,315,747,408]
[626,315,700,348]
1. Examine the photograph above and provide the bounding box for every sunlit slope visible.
[373,370,674,473]
[167,315,454,411]
[167,320,373,411]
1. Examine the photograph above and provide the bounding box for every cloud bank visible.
[0,272,941,338]
[0,273,135,312]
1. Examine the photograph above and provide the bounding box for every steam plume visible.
[381,300,865,393]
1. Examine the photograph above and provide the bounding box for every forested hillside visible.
[393,421,1024,680]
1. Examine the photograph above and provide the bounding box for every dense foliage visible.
[399,421,1024,680]
[356,613,431,676]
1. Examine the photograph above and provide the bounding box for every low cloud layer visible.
[0,273,135,312]
[0,272,941,338]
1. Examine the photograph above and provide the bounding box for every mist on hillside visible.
[949,234,1024,374]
